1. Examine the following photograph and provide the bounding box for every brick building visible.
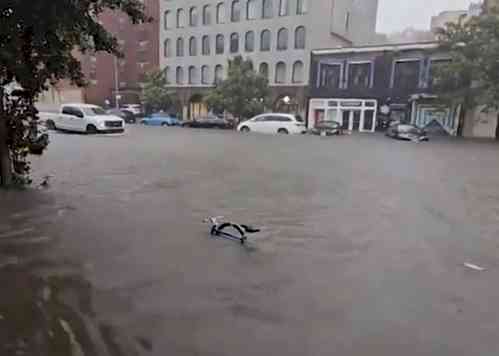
[80,0,160,107]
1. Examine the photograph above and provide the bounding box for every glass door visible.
[352,110,361,131]
[341,111,350,130]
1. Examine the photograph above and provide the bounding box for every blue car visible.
[140,113,180,126]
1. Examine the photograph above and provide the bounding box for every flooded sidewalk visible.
[0,189,147,356]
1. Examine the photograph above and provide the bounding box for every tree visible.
[142,69,176,114]
[435,8,499,110]
[0,0,148,186]
[204,56,270,122]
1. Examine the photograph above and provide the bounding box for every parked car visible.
[310,120,343,136]
[107,108,136,124]
[386,123,429,142]
[140,112,180,126]
[122,104,142,116]
[45,104,125,134]
[182,116,232,129]
[237,113,306,135]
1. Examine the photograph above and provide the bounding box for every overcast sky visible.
[377,0,475,33]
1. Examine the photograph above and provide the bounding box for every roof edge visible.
[312,41,440,56]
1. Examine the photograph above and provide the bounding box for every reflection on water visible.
[0,189,145,356]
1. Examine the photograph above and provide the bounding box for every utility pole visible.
[114,55,120,109]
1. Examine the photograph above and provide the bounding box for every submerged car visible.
[310,120,343,136]
[182,116,232,129]
[140,113,180,126]
[237,113,306,135]
[386,123,429,142]
[107,109,136,124]
[122,104,142,116]
[45,104,125,134]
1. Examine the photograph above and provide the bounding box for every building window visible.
[89,67,97,81]
[292,61,304,83]
[216,34,224,54]
[277,28,288,50]
[347,62,372,89]
[202,35,210,55]
[345,11,350,32]
[203,5,212,25]
[177,8,185,28]
[189,66,198,84]
[392,59,421,90]
[164,39,171,57]
[294,26,306,49]
[279,0,289,16]
[318,63,342,88]
[202,65,210,84]
[245,31,255,52]
[262,0,273,18]
[164,10,172,30]
[176,37,184,56]
[428,58,452,87]
[247,0,258,19]
[296,0,307,14]
[165,66,171,84]
[216,2,226,24]
[137,48,148,64]
[230,32,239,53]
[260,30,271,51]
[275,62,286,83]
[189,36,197,56]
[231,0,241,22]
[259,62,269,80]
[189,7,198,26]
[176,66,184,84]
[215,65,224,84]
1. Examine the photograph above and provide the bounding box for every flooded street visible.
[2,126,499,355]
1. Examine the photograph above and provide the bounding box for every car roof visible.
[63,103,100,108]
[253,113,295,118]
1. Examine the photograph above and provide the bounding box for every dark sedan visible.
[310,120,343,136]
[386,123,429,142]
[106,109,136,124]
[182,116,233,129]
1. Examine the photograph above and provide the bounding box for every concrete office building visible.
[159,0,379,119]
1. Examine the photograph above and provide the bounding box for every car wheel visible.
[46,120,56,130]
[277,128,289,134]
[240,126,250,133]
[86,124,97,134]
[161,122,168,127]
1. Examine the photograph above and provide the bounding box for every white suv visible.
[46,104,125,134]
[237,113,306,135]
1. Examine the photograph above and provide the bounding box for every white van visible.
[45,104,125,134]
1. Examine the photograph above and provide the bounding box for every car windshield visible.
[82,107,107,116]
[318,120,339,126]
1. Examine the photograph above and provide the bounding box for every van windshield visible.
[82,107,107,116]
